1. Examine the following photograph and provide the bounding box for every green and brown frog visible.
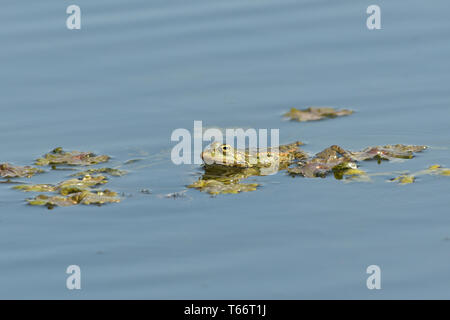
[200,141,306,170]
[189,141,306,195]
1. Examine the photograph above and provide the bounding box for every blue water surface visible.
[1,0,450,299]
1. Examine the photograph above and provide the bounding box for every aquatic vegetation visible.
[188,179,259,195]
[0,147,126,209]
[21,175,120,209]
[339,168,366,177]
[124,159,143,165]
[13,184,56,192]
[283,107,353,122]
[0,126,442,203]
[390,174,416,184]
[285,144,426,181]
[77,190,121,205]
[27,194,78,208]
[287,145,357,178]
[288,163,363,179]
[288,162,333,178]
[336,168,369,181]
[350,144,426,162]
[35,147,110,166]
[0,163,43,178]
[388,165,450,185]
[287,144,425,179]
[59,175,109,195]
[27,190,120,209]
[71,168,127,177]
[14,175,108,195]
[0,180,27,184]
[385,164,450,186]
[425,165,450,176]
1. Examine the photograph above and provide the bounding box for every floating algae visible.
[389,165,450,185]
[188,178,259,195]
[71,168,127,177]
[0,163,43,178]
[0,147,124,209]
[27,190,120,209]
[390,174,416,185]
[14,175,108,195]
[283,107,353,122]
[35,147,110,166]
[350,144,427,162]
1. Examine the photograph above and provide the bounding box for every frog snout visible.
[200,152,210,162]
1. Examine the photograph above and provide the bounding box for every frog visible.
[200,141,306,170]
[189,141,306,195]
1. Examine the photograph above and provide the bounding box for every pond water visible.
[1,0,450,299]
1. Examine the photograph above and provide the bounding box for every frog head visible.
[201,142,248,167]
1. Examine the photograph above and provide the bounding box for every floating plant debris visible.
[350,144,427,162]
[35,147,110,166]
[27,190,120,209]
[388,164,450,185]
[71,168,127,177]
[188,179,259,195]
[283,107,353,122]
[0,147,123,209]
[14,175,108,195]
[390,174,416,185]
[0,163,43,179]
[425,165,450,176]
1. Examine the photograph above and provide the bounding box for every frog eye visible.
[221,145,230,152]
